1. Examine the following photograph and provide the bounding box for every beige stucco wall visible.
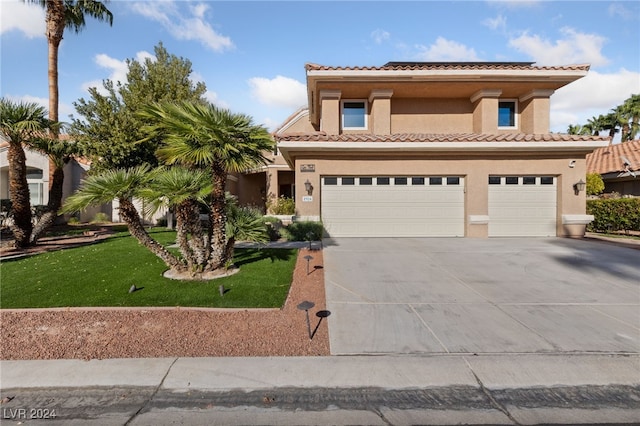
[392,99,473,133]
[292,153,590,237]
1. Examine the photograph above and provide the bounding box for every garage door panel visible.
[488,176,557,237]
[322,177,465,237]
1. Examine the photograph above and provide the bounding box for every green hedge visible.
[586,198,640,232]
[280,221,324,241]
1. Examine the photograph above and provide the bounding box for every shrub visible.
[280,221,324,241]
[267,196,295,215]
[67,217,81,225]
[90,212,110,224]
[155,217,168,227]
[263,216,283,241]
[587,198,640,233]
[586,172,605,196]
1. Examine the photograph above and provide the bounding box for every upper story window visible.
[498,100,517,128]
[341,100,368,130]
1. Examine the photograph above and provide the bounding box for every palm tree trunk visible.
[31,162,64,243]
[118,198,186,273]
[7,143,32,248]
[30,1,67,243]
[207,163,228,270]
[46,0,64,127]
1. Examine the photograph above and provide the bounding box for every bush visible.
[280,221,324,241]
[67,217,81,225]
[155,217,168,227]
[587,198,640,233]
[586,172,604,196]
[267,196,295,215]
[263,216,283,241]
[90,212,110,224]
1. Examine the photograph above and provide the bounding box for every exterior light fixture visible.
[573,179,586,195]
[304,179,314,195]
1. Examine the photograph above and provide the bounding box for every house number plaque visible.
[300,164,315,173]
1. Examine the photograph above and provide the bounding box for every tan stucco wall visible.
[520,97,550,134]
[392,99,473,133]
[292,153,590,237]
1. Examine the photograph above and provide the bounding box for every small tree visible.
[586,172,605,196]
[71,42,207,172]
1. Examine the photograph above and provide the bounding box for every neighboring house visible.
[263,61,609,238]
[586,140,640,196]
[0,136,107,223]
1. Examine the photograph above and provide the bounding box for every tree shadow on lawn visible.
[233,248,296,267]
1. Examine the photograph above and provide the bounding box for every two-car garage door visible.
[321,175,558,237]
[321,176,465,237]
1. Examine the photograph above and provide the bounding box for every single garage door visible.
[488,175,557,237]
[321,176,465,237]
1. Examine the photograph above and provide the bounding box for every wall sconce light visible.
[573,179,586,195]
[304,179,314,195]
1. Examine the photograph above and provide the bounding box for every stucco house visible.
[260,61,609,238]
[586,140,640,196]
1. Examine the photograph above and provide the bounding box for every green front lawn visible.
[0,229,297,309]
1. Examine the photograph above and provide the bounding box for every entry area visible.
[323,238,640,355]
[321,176,465,237]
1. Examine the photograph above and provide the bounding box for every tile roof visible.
[305,62,591,72]
[586,140,640,175]
[276,132,609,143]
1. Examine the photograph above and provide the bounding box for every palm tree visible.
[138,101,274,271]
[567,124,591,135]
[0,99,54,248]
[27,0,113,238]
[139,167,213,274]
[619,94,640,141]
[586,115,606,136]
[61,165,186,273]
[28,133,77,242]
[225,199,269,264]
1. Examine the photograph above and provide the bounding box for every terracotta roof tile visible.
[586,140,640,175]
[305,62,591,72]
[275,132,609,143]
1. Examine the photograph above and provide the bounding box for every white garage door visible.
[321,176,465,237]
[488,176,557,237]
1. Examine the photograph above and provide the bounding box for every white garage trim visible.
[321,176,465,237]
[488,176,557,237]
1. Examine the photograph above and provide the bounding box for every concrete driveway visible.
[323,238,640,355]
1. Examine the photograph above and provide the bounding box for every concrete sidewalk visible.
[2,354,639,425]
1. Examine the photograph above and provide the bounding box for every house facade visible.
[267,62,609,238]
[586,140,640,196]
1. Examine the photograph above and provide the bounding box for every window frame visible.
[498,99,518,129]
[341,99,368,130]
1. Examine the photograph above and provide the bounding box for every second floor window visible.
[342,100,367,130]
[498,100,517,128]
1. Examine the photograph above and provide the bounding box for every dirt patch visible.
[0,248,330,360]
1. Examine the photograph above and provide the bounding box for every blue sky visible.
[1,0,639,133]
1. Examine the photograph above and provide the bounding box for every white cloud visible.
[509,27,608,66]
[81,51,155,94]
[608,3,638,21]
[128,1,233,52]
[482,14,507,31]
[414,37,481,61]
[248,76,307,109]
[550,68,640,131]
[0,1,45,38]
[371,29,390,45]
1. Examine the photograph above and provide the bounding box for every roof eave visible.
[278,140,610,168]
